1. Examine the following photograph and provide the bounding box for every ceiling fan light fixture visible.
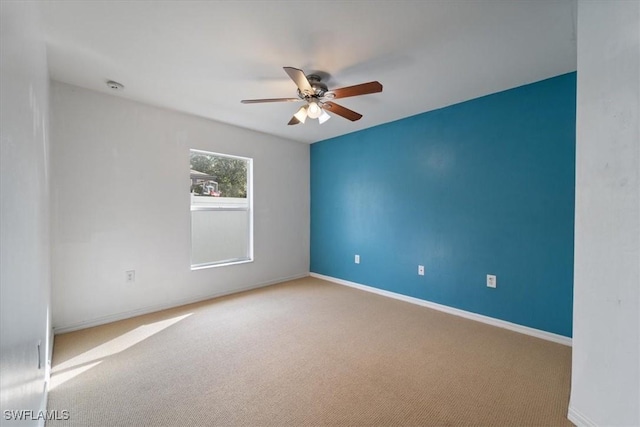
[293,105,308,123]
[318,110,331,124]
[307,101,322,119]
[241,67,383,126]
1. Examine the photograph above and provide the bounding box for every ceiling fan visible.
[241,67,383,125]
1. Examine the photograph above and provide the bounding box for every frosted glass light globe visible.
[307,102,322,119]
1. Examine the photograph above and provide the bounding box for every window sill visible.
[190,258,253,271]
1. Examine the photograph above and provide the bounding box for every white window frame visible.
[190,149,253,269]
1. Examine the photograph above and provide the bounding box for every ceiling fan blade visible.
[330,81,383,99]
[288,116,301,125]
[283,67,313,95]
[323,102,363,121]
[241,98,300,104]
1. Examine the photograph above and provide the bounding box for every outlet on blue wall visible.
[311,73,576,337]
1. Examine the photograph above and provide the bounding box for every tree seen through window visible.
[190,152,247,198]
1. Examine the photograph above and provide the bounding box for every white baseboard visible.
[568,405,598,427]
[310,273,572,347]
[40,327,54,425]
[53,273,309,334]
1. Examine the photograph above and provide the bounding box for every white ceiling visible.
[39,0,576,144]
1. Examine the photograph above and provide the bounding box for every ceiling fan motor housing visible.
[303,74,328,98]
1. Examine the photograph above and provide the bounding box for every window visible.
[190,149,252,268]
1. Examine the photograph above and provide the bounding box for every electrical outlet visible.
[418,265,425,276]
[126,270,136,283]
[487,274,497,288]
[354,254,360,264]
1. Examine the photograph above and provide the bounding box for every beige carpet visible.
[47,277,573,426]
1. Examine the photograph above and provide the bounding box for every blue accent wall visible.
[310,73,576,337]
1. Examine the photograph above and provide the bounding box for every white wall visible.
[50,82,309,331]
[0,2,52,425]
[570,1,639,426]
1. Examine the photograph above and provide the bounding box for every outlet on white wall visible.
[487,274,497,288]
[126,270,135,283]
